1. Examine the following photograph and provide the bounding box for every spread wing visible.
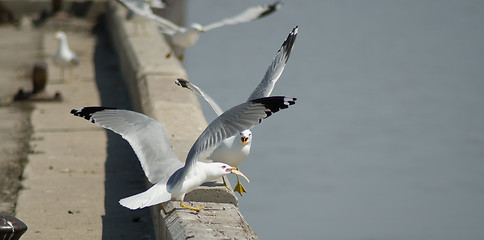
[70,107,183,183]
[248,26,298,101]
[184,96,296,171]
[203,1,282,31]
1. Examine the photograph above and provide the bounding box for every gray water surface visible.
[184,1,484,239]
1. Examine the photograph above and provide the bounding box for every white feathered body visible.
[168,162,230,199]
[54,32,78,67]
[170,28,201,48]
[119,162,231,209]
[210,134,251,167]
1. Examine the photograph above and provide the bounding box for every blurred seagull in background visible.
[149,0,165,9]
[53,31,79,82]
[71,96,296,211]
[122,0,164,16]
[120,0,164,35]
[176,26,298,195]
[117,0,282,59]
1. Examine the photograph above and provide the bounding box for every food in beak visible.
[230,167,250,183]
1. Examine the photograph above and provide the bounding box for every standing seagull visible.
[71,96,296,211]
[53,31,79,82]
[117,0,282,59]
[176,26,298,195]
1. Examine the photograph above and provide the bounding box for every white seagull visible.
[120,0,165,35]
[117,0,282,59]
[53,31,79,82]
[121,0,165,10]
[175,26,298,195]
[149,0,165,9]
[70,96,296,211]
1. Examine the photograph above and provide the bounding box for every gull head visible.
[190,23,205,33]
[239,130,252,146]
[54,31,66,40]
[209,163,250,183]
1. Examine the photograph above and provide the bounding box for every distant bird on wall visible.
[117,0,282,59]
[14,61,62,102]
[53,31,79,81]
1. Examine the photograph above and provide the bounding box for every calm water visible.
[184,1,484,239]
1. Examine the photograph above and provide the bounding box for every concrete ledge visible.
[162,202,257,240]
[105,1,255,239]
[1,0,107,19]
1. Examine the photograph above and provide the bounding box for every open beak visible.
[241,137,248,146]
[230,167,250,183]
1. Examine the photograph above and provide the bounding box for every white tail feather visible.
[119,184,171,210]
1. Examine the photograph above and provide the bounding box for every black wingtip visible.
[175,78,189,88]
[286,97,297,106]
[251,96,297,119]
[71,106,117,123]
[258,1,283,19]
[281,26,298,63]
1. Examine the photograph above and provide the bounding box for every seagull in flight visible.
[120,0,164,35]
[117,0,282,59]
[176,26,298,195]
[71,96,296,211]
[53,31,79,81]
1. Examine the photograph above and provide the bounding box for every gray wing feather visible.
[248,26,298,101]
[176,78,224,116]
[203,1,282,31]
[71,107,183,183]
[71,55,80,66]
[184,96,296,172]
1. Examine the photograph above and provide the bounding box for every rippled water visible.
[184,1,484,239]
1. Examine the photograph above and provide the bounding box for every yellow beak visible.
[230,167,250,183]
[241,137,248,146]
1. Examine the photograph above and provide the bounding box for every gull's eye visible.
[222,165,226,169]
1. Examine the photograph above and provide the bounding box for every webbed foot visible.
[233,175,247,196]
[180,201,204,211]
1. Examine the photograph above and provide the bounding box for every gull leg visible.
[61,68,65,81]
[68,68,73,82]
[233,175,247,196]
[180,201,204,211]
[165,50,173,59]
[160,202,174,215]
[222,177,231,191]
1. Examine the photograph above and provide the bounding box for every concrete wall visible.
[105,1,258,239]
[1,0,107,19]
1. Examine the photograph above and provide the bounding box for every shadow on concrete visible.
[92,15,154,240]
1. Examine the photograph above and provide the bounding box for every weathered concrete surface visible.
[162,202,257,240]
[0,26,38,214]
[14,15,154,239]
[0,0,107,20]
[15,28,106,240]
[4,1,258,239]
